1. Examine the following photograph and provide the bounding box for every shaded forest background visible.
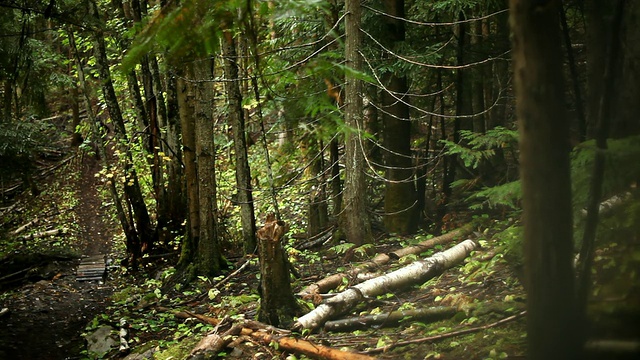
[1,0,639,359]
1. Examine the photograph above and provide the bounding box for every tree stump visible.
[256,214,301,327]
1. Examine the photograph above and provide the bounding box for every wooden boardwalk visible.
[76,255,106,281]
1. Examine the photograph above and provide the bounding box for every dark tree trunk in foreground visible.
[509,1,579,359]
[222,27,257,254]
[256,215,301,326]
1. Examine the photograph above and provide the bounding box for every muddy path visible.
[0,157,118,360]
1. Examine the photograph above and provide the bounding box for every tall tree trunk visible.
[381,0,418,235]
[176,64,200,269]
[89,0,155,262]
[222,26,257,254]
[577,0,626,349]
[342,0,372,246]
[509,1,579,359]
[194,58,222,277]
[164,69,186,242]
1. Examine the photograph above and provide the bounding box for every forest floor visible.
[1,146,639,360]
[0,155,118,359]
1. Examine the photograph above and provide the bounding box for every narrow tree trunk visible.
[509,1,579,359]
[194,59,222,277]
[222,27,257,254]
[176,65,199,270]
[342,0,372,246]
[164,69,186,242]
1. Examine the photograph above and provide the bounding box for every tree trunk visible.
[192,59,223,277]
[176,64,200,270]
[509,1,579,359]
[163,69,186,242]
[222,27,257,254]
[381,0,418,235]
[305,139,329,238]
[256,215,301,327]
[342,0,372,246]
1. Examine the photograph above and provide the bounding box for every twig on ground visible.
[363,310,526,354]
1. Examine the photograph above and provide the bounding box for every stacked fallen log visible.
[298,224,474,301]
[293,239,477,331]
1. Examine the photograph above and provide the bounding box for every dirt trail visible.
[0,157,116,360]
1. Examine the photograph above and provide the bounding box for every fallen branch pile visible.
[293,239,477,331]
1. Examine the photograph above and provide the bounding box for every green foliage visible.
[467,180,522,211]
[122,0,241,70]
[441,127,518,170]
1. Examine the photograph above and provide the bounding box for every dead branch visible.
[298,224,474,300]
[12,217,39,236]
[247,329,375,360]
[364,310,526,354]
[293,239,477,331]
[18,228,68,242]
[324,306,458,332]
[187,317,373,360]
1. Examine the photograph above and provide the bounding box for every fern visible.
[468,180,522,211]
[440,126,518,169]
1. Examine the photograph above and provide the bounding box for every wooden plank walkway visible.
[76,255,106,281]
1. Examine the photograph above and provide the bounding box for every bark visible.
[342,0,372,246]
[560,4,586,142]
[577,0,626,348]
[194,59,222,277]
[163,69,185,240]
[509,1,580,359]
[298,224,474,299]
[222,26,257,254]
[381,0,418,235]
[324,306,457,332]
[176,64,199,269]
[305,139,329,238]
[293,239,477,331]
[256,215,301,327]
[247,329,374,360]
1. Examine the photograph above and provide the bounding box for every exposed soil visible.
[0,156,117,360]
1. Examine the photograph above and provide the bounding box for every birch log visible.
[293,239,477,331]
[298,224,474,299]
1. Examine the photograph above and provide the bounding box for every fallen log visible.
[298,224,474,300]
[12,218,39,236]
[247,329,374,360]
[18,228,68,242]
[324,306,458,332]
[188,318,374,360]
[293,239,477,331]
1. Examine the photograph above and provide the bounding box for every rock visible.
[85,325,117,357]
[123,346,157,360]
